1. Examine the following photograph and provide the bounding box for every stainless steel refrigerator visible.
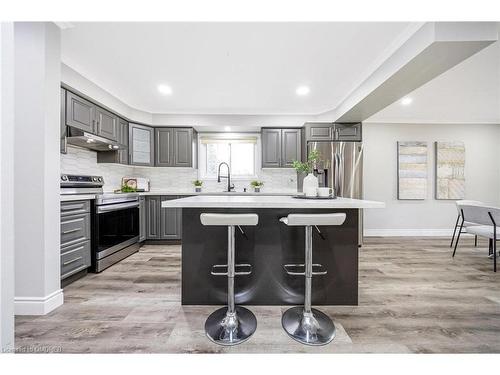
[307,141,364,244]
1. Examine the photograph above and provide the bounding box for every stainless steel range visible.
[61,174,140,272]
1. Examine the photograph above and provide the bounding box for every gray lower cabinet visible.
[66,91,96,133]
[146,196,161,239]
[160,196,182,239]
[139,196,146,242]
[262,128,301,168]
[129,123,155,166]
[60,200,92,281]
[145,195,182,240]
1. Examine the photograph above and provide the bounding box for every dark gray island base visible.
[181,207,359,306]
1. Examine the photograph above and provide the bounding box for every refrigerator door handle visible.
[334,153,341,195]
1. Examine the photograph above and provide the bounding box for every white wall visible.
[0,22,15,352]
[363,122,500,236]
[14,23,63,315]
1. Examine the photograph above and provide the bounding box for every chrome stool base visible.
[282,306,336,346]
[205,306,257,346]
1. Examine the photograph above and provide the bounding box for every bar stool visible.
[279,213,346,346]
[200,213,259,346]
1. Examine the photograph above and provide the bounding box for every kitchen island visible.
[162,195,384,306]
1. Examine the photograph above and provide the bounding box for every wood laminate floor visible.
[15,237,500,353]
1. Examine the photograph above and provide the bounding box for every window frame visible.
[198,133,261,181]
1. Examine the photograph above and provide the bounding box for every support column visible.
[1,21,15,352]
[14,22,62,315]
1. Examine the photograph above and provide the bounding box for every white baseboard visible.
[364,229,461,237]
[14,289,64,315]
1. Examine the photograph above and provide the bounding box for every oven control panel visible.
[60,174,104,187]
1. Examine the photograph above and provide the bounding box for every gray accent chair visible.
[453,204,500,272]
[450,200,483,248]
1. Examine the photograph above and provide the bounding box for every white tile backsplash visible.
[61,146,297,193]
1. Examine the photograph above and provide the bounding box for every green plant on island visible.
[193,180,203,187]
[292,149,321,174]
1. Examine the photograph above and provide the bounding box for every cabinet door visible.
[262,128,282,168]
[155,128,173,167]
[129,124,154,166]
[334,122,362,141]
[281,129,301,167]
[95,107,118,141]
[304,123,333,141]
[66,91,95,133]
[118,119,129,165]
[146,196,160,239]
[139,196,146,242]
[160,196,181,239]
[60,88,67,154]
[173,128,193,167]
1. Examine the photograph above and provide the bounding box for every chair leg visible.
[452,219,464,257]
[489,239,493,256]
[494,232,497,273]
[474,235,478,247]
[450,215,460,248]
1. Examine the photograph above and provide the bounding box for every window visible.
[199,135,258,179]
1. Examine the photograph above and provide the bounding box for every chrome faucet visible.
[217,162,235,192]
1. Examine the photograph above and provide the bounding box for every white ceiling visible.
[367,41,500,124]
[61,22,414,115]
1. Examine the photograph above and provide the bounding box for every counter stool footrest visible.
[283,263,327,276]
[211,263,253,276]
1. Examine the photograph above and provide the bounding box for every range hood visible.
[66,127,124,152]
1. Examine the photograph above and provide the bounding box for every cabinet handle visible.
[62,228,80,235]
[63,257,83,266]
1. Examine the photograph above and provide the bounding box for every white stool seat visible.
[200,213,259,226]
[279,213,346,227]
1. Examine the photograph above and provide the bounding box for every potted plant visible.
[292,149,321,196]
[193,180,203,193]
[250,180,264,193]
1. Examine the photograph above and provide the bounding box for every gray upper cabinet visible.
[96,118,129,164]
[334,122,362,141]
[155,128,173,167]
[262,128,301,168]
[118,119,129,164]
[262,128,282,167]
[304,122,333,141]
[66,91,96,133]
[173,128,193,167]
[281,129,301,167]
[129,123,154,166]
[155,127,194,167]
[95,107,118,141]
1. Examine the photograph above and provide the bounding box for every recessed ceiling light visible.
[158,84,172,95]
[401,97,413,106]
[296,86,310,96]
[224,126,231,131]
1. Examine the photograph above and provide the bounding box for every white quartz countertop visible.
[161,195,385,209]
[138,190,296,196]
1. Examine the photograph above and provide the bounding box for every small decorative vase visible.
[303,173,318,197]
[195,187,202,193]
[254,187,260,193]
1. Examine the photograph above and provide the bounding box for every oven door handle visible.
[97,201,140,214]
